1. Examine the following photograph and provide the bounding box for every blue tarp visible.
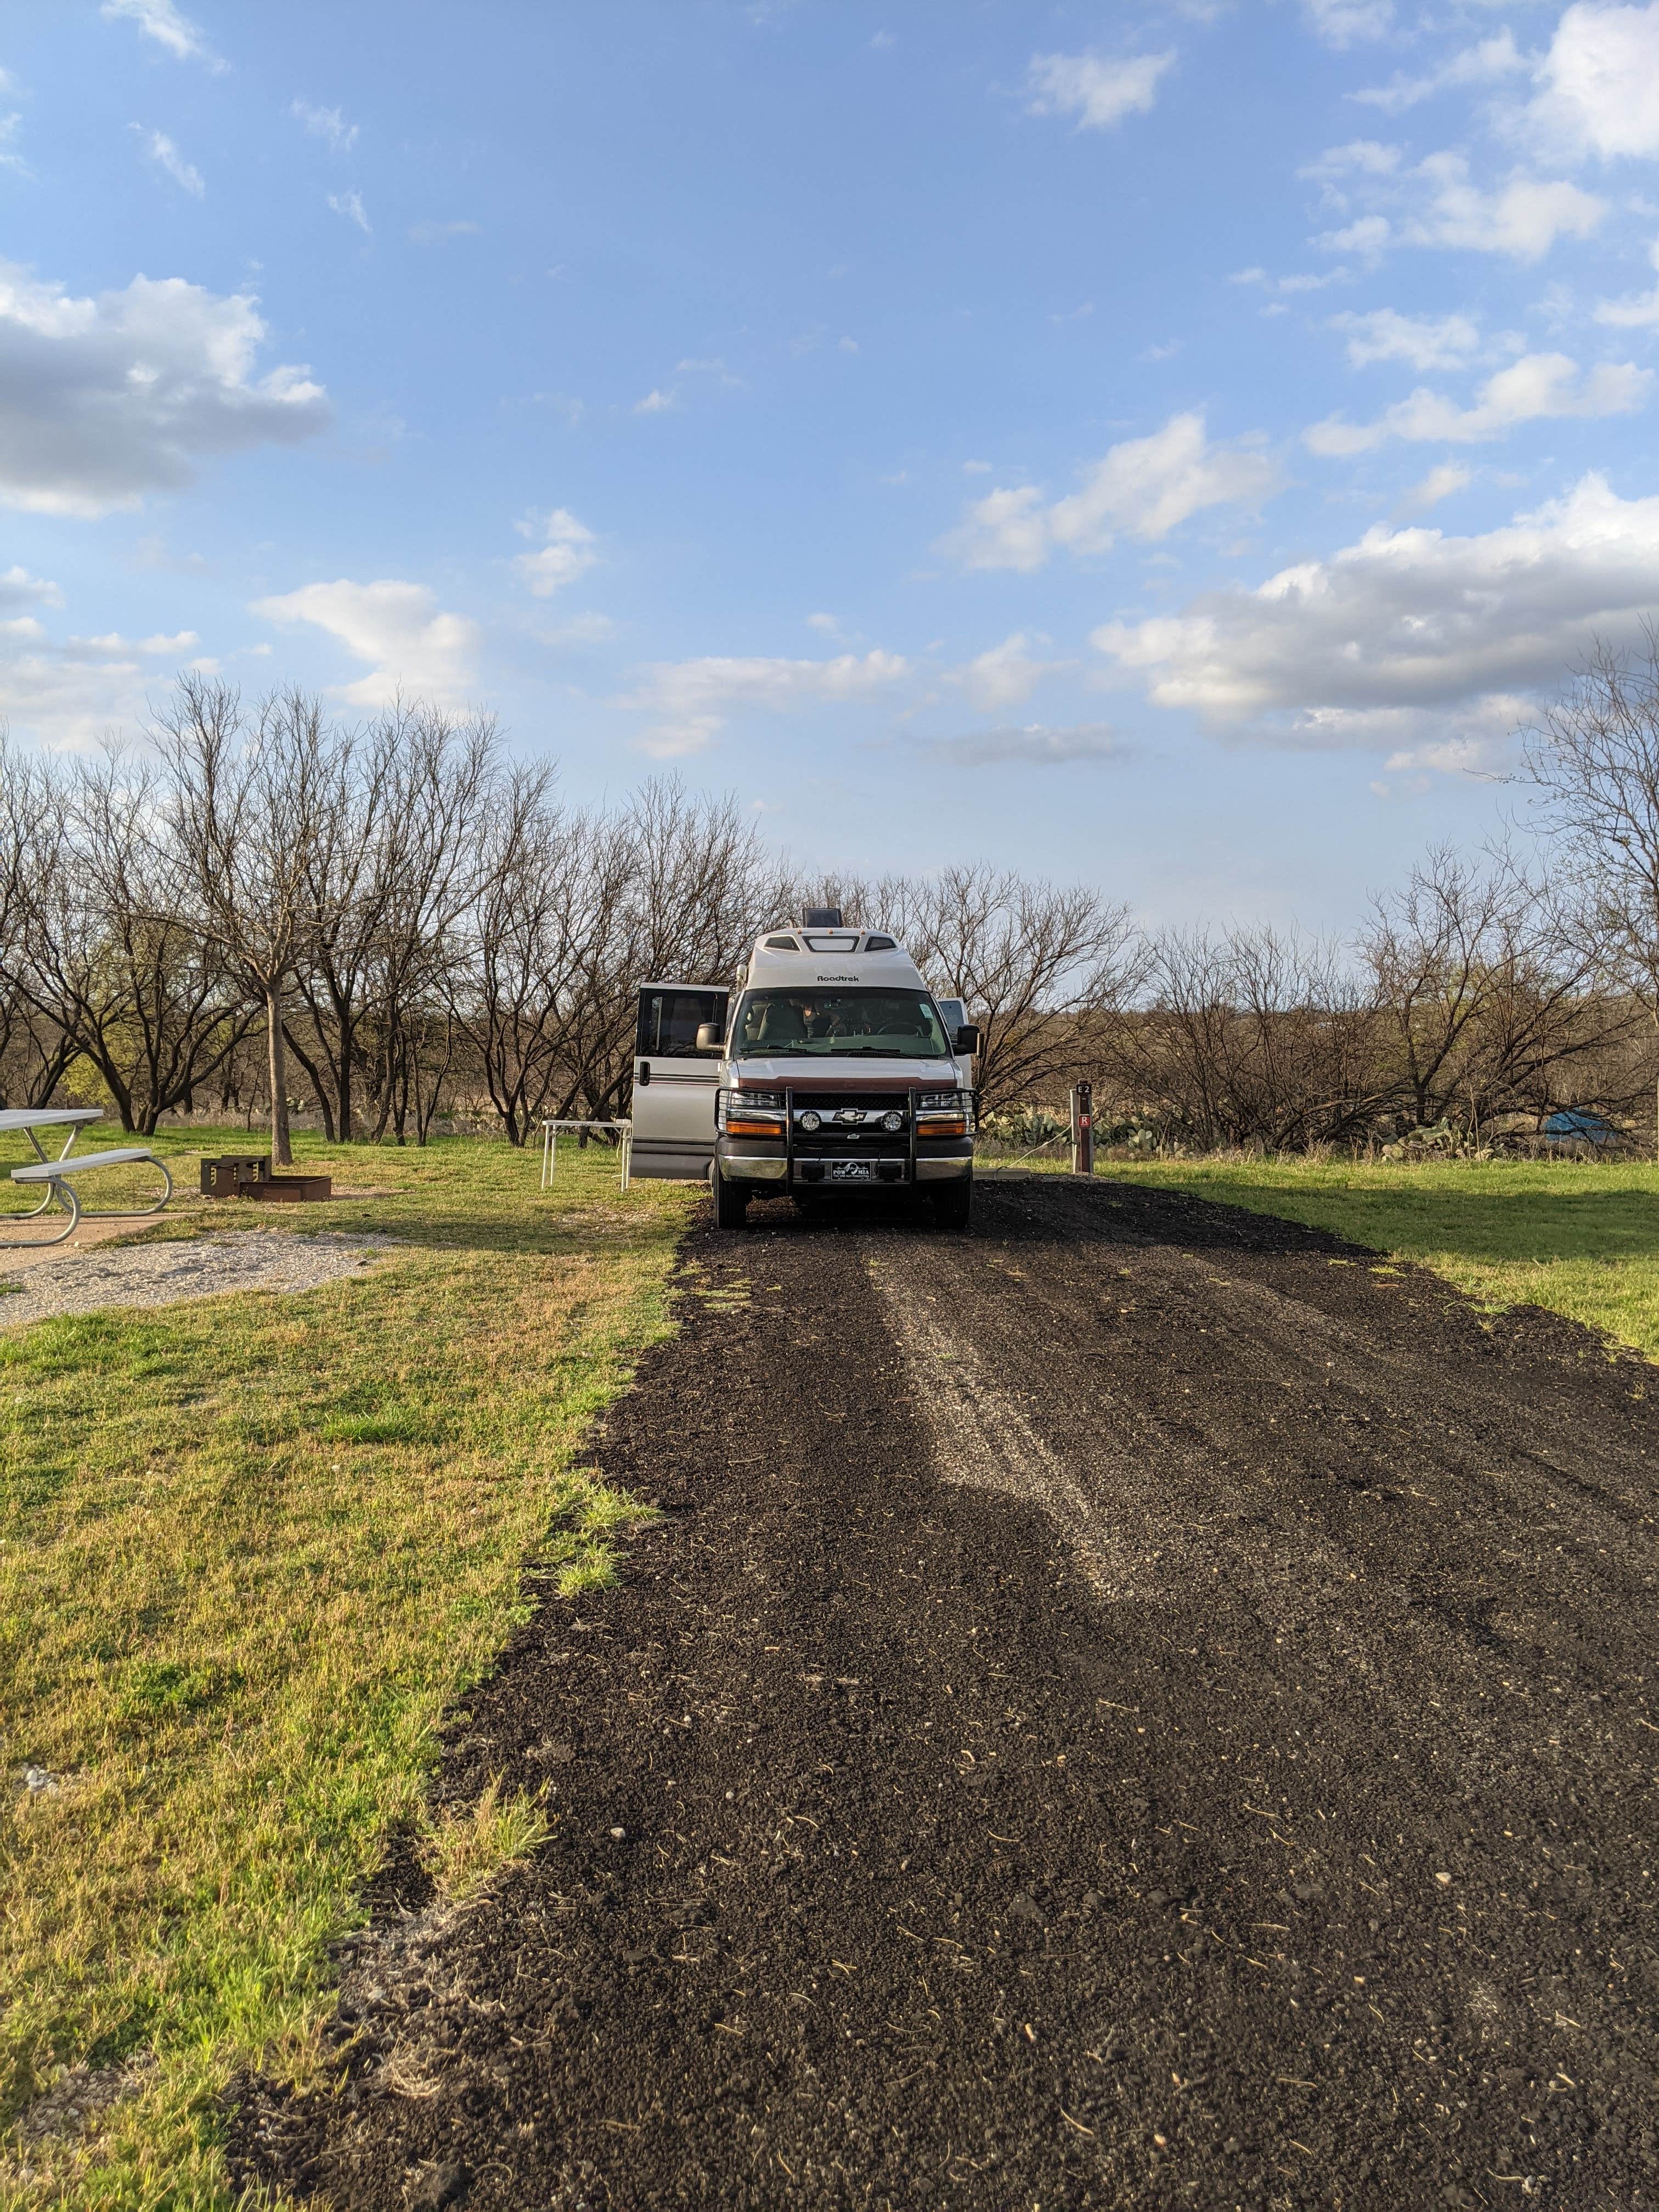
[1542,1109,1617,1144]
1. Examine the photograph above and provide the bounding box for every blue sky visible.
[6,0,1659,930]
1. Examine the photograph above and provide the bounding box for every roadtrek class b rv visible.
[630,909,980,1230]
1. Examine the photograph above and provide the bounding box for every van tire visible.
[710,1163,749,1229]
[932,1178,972,1231]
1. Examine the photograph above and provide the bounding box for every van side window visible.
[636,990,727,1057]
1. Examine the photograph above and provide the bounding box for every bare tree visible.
[283,699,495,1142]
[575,780,778,1121]
[879,865,1139,1115]
[1362,845,1525,1132]
[1521,631,1659,1141]
[0,738,83,1108]
[29,749,250,1131]
[1360,843,1618,1137]
[155,676,351,1165]
[365,704,496,1141]
[450,762,572,1147]
[1114,925,1381,1150]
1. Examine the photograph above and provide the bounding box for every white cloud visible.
[947,631,1056,710]
[1352,30,1527,114]
[537,612,617,647]
[409,218,481,244]
[1528,1,1659,160]
[624,648,909,757]
[943,484,1049,571]
[1317,214,1396,256]
[251,579,479,706]
[922,722,1121,766]
[328,191,370,234]
[1302,0,1393,48]
[939,412,1278,572]
[0,588,205,752]
[1229,263,1352,296]
[290,99,357,151]
[1596,234,1659,321]
[1092,473,1659,752]
[1306,351,1650,452]
[511,507,598,596]
[0,260,328,517]
[64,628,198,659]
[634,387,678,414]
[137,127,204,196]
[1306,144,1607,261]
[1024,50,1175,131]
[101,0,217,65]
[0,566,63,608]
[0,112,27,177]
[1301,139,1403,184]
[1408,156,1606,257]
[1396,460,1474,513]
[1331,307,1481,370]
[805,611,842,635]
[0,638,146,749]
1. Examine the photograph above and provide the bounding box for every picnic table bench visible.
[0,1108,174,1246]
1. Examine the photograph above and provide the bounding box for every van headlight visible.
[917,1087,973,1137]
[719,1090,786,1136]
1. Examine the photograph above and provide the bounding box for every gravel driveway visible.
[234,1175,1659,2209]
[0,1229,397,1327]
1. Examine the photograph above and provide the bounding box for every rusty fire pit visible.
[200,1156,332,1204]
[235,1175,332,1204]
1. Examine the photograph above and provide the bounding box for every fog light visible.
[800,1110,821,1132]
[882,1110,904,1132]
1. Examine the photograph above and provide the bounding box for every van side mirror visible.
[953,1024,980,1055]
[695,1022,724,1052]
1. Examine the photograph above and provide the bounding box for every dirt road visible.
[238,1175,1659,2209]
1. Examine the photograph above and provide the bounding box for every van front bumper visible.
[721,1153,788,1181]
[719,1147,972,1184]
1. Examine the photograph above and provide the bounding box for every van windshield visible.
[732,988,949,1059]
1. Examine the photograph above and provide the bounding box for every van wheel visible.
[711,1164,749,1229]
[932,1178,972,1231]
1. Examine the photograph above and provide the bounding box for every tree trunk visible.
[267,986,294,1166]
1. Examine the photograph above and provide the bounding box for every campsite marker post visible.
[1070,1082,1094,1177]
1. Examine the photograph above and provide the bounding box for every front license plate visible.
[825,1160,878,1182]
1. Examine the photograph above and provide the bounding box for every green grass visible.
[1053,1152,1659,1361]
[0,1125,697,2208]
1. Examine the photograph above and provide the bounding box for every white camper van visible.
[630,910,979,1229]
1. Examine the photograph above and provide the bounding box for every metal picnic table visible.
[0,1107,173,1246]
[539,1119,633,1193]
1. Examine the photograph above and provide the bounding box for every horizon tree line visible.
[4,646,1659,1158]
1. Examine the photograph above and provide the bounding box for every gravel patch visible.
[0,1230,399,1327]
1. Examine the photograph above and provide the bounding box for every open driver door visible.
[630,981,729,1180]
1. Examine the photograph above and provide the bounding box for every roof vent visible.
[802,906,843,928]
